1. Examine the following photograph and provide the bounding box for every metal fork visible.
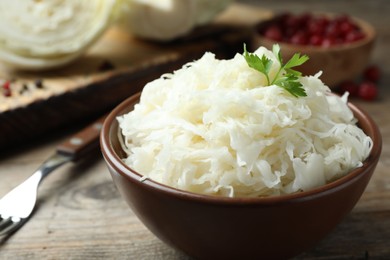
[0,115,106,237]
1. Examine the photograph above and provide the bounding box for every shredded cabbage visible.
[118,46,373,197]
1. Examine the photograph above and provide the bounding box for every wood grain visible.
[1,1,389,259]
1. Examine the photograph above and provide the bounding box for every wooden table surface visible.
[1,0,389,259]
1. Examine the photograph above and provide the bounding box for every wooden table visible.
[1,0,389,259]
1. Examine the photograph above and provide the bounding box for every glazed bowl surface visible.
[100,92,381,259]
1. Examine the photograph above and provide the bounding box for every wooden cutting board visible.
[0,3,272,149]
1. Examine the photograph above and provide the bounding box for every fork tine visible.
[0,222,21,237]
[0,217,13,229]
[0,217,23,237]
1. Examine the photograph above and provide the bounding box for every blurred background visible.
[0,0,389,259]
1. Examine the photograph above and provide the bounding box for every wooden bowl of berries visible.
[252,12,376,88]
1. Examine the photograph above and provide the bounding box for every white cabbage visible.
[117,0,233,41]
[195,0,235,25]
[118,46,373,197]
[0,0,120,70]
[0,0,232,69]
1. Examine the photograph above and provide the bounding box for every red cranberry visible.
[290,31,309,45]
[263,25,283,41]
[321,37,337,47]
[339,80,359,97]
[308,19,326,36]
[260,12,365,46]
[309,34,323,46]
[316,16,330,28]
[339,21,355,35]
[326,22,342,39]
[298,13,312,27]
[284,15,301,29]
[358,81,378,101]
[284,27,298,39]
[345,30,365,42]
[363,65,381,82]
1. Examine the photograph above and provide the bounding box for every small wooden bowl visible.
[101,92,382,259]
[251,14,376,87]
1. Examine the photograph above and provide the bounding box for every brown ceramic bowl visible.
[100,92,381,259]
[251,14,376,87]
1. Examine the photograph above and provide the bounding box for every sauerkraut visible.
[118,46,372,197]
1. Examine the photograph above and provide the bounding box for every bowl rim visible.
[254,12,376,52]
[101,92,382,205]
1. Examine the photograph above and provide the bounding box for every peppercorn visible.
[2,81,11,97]
[35,79,44,88]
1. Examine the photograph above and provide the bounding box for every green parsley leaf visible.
[243,43,309,97]
[284,53,309,70]
[274,75,307,97]
[284,68,302,77]
[243,44,273,84]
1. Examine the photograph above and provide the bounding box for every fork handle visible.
[56,115,107,161]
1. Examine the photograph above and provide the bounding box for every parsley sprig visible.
[243,44,309,97]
